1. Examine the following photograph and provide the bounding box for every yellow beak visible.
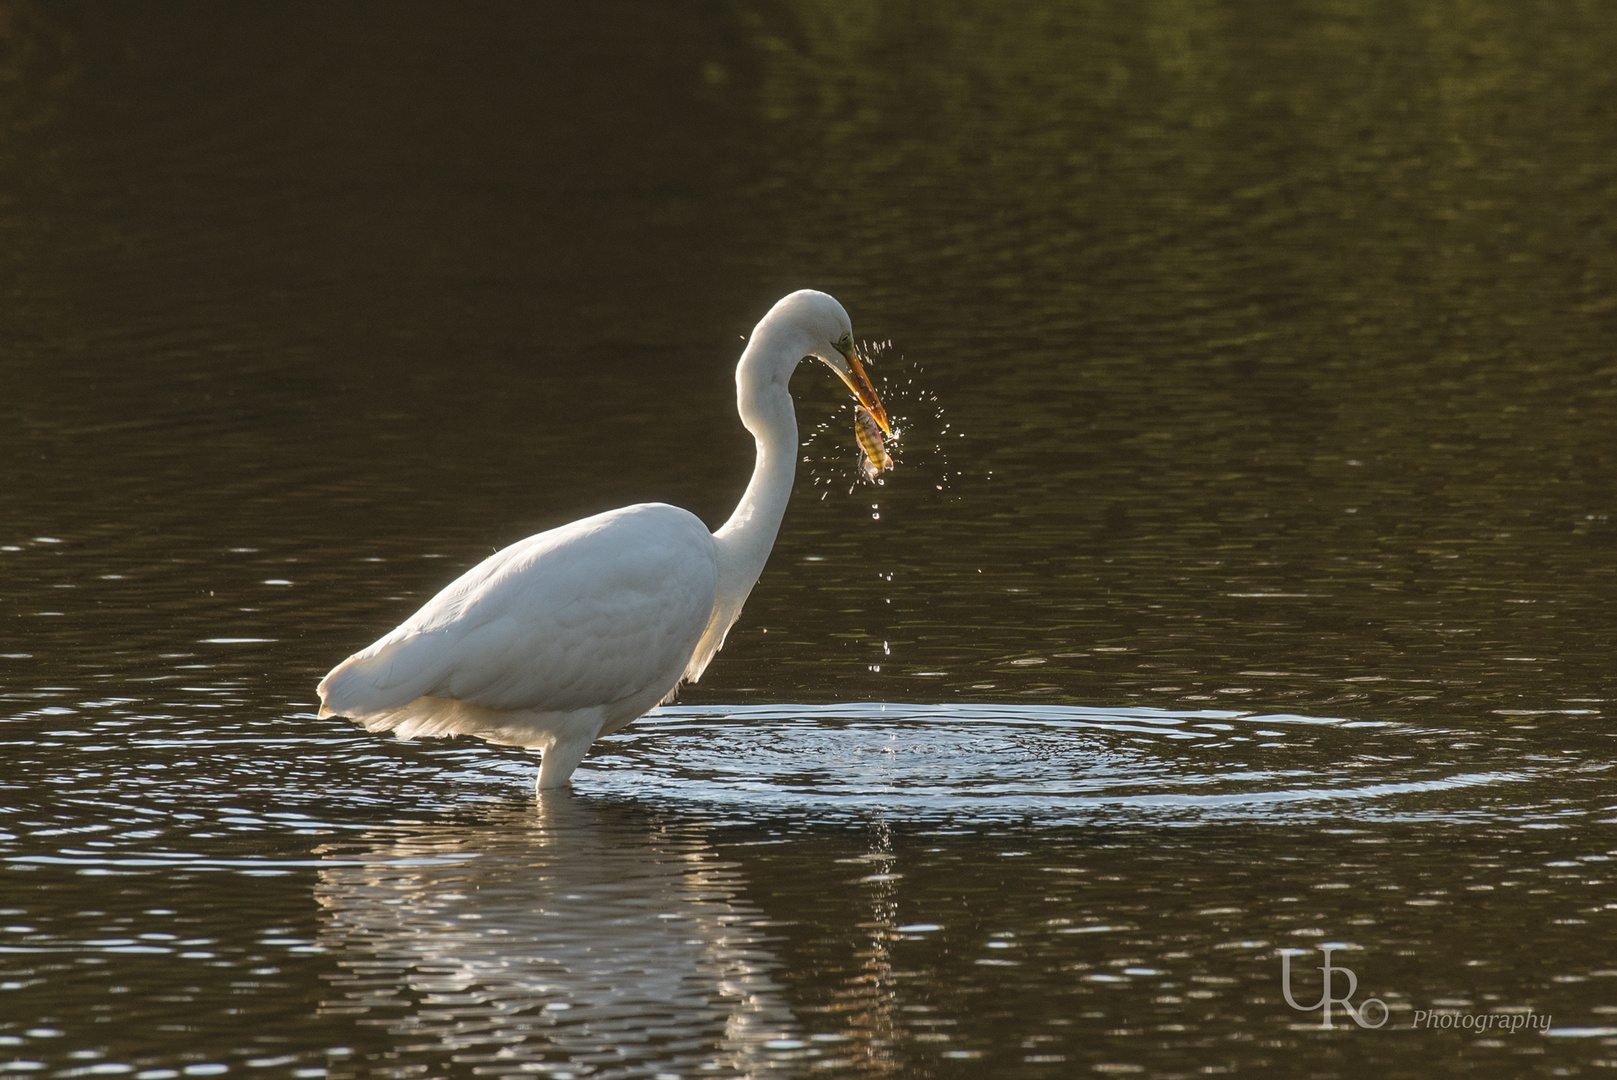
[834,348,891,434]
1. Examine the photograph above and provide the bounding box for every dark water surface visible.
[5,2,1617,1076]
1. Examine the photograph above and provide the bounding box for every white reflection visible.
[315,794,803,1077]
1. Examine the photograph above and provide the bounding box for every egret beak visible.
[833,344,891,434]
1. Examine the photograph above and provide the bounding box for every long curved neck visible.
[713,339,800,603]
[681,290,846,684]
[701,326,808,649]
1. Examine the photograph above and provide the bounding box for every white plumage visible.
[318,290,891,789]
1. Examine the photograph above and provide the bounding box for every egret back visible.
[318,503,719,737]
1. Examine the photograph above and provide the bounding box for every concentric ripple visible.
[578,702,1569,826]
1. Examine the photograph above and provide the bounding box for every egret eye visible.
[833,331,855,357]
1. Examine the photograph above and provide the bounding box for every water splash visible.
[800,340,956,496]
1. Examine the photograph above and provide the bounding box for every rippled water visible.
[5,1,1617,1077]
[7,691,1617,1076]
[607,705,1556,825]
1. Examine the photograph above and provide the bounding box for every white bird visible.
[318,290,892,789]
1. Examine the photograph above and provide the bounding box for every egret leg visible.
[536,734,595,790]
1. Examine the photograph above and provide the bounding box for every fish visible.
[855,405,893,480]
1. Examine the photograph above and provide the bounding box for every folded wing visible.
[319,504,719,727]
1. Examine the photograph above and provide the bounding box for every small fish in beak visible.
[855,405,893,480]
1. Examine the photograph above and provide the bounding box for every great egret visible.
[318,290,891,789]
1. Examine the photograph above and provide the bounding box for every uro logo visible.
[1279,946,1389,1029]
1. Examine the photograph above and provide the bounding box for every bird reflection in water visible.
[311,795,805,1077]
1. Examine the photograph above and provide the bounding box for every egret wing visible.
[320,504,718,718]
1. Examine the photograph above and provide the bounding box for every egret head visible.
[771,289,892,434]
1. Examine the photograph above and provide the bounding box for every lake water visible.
[4,2,1617,1076]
